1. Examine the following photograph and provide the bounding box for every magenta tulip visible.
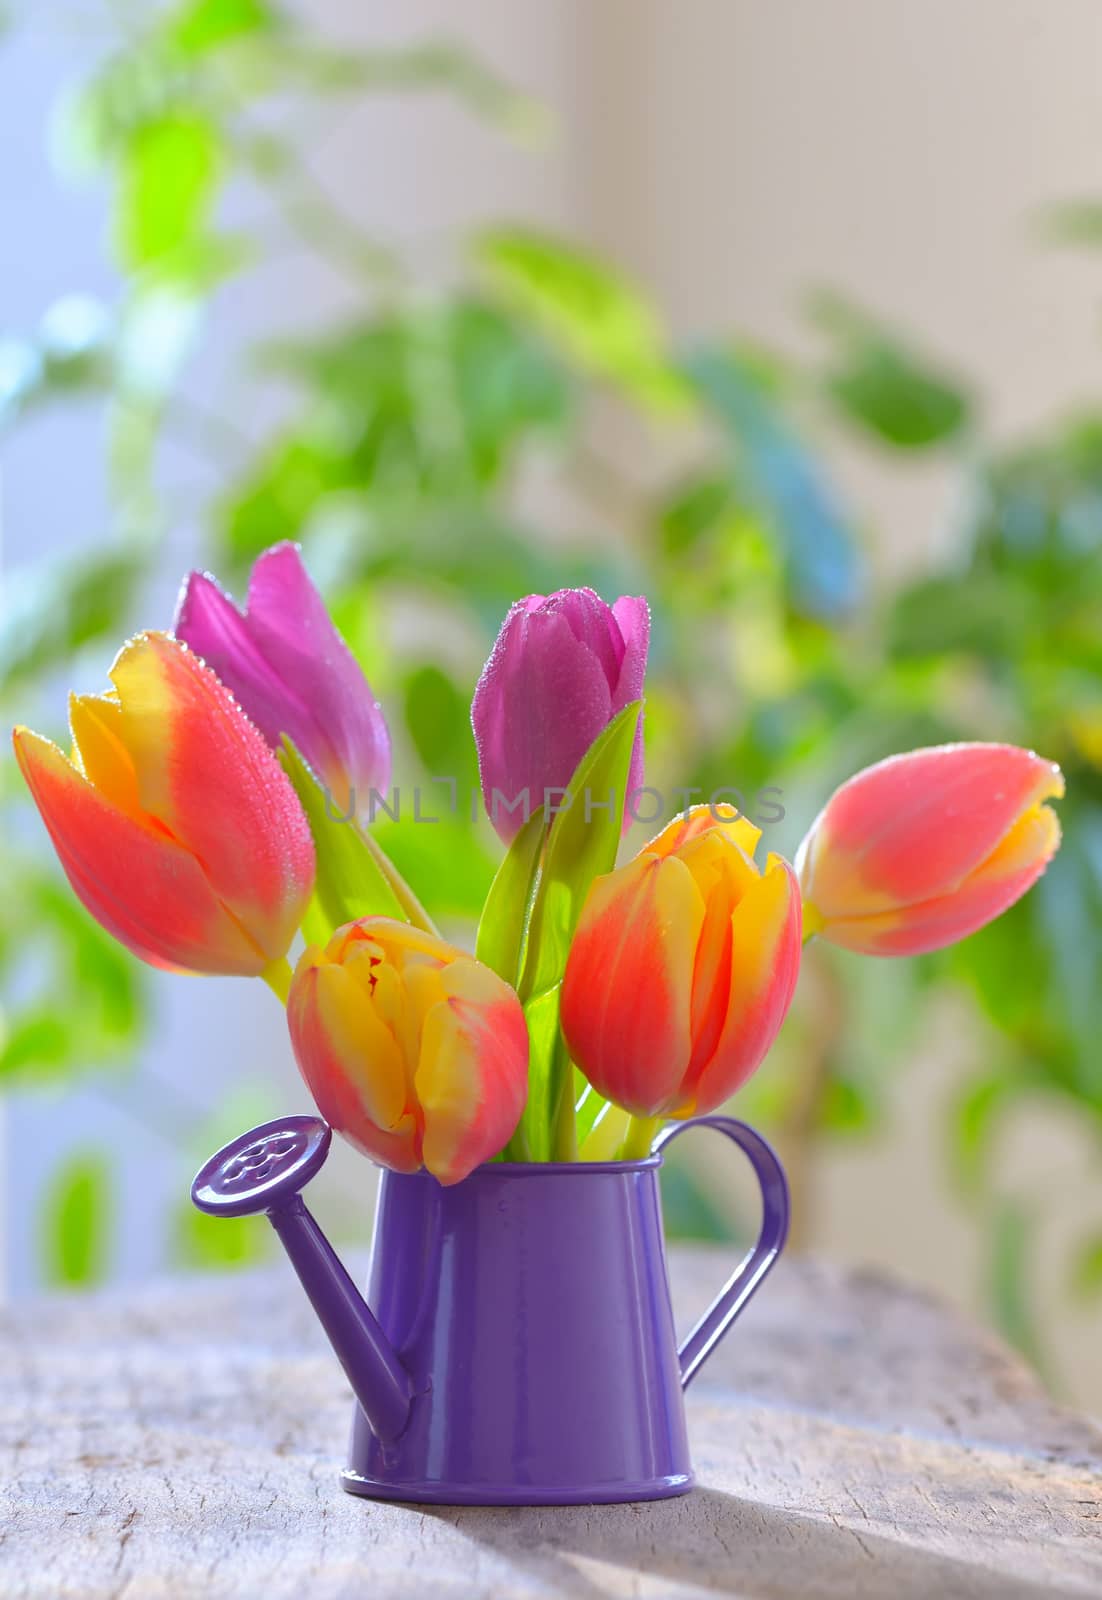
[472,588,650,842]
[174,542,390,815]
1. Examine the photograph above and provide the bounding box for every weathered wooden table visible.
[0,1249,1098,1599]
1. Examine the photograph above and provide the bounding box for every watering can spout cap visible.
[191,1116,413,1444]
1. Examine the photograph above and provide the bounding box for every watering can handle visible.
[653,1114,790,1390]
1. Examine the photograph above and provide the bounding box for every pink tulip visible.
[472,588,650,842]
[796,742,1064,955]
[174,542,390,815]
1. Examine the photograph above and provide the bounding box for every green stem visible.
[261,957,294,1005]
[501,1120,532,1164]
[356,826,440,936]
[618,1114,662,1162]
[549,1046,578,1163]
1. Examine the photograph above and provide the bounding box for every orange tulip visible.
[561,806,801,1119]
[288,917,529,1184]
[796,743,1064,956]
[13,631,315,978]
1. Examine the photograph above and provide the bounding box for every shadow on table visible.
[422,1486,1068,1600]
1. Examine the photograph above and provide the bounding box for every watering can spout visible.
[191,1117,413,1444]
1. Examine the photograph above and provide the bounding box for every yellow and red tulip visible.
[13,631,315,978]
[288,917,529,1184]
[796,742,1064,955]
[561,806,802,1119]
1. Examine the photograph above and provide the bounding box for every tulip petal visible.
[818,800,1062,955]
[473,604,615,839]
[611,595,650,801]
[244,542,391,804]
[677,831,761,1075]
[288,956,421,1171]
[646,803,762,864]
[801,743,1065,919]
[549,588,625,689]
[68,693,144,821]
[174,570,320,757]
[13,727,265,975]
[417,974,528,1185]
[473,590,651,843]
[110,633,315,963]
[288,917,528,1183]
[684,854,802,1115]
[561,854,705,1117]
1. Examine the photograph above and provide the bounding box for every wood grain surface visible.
[0,1248,1098,1599]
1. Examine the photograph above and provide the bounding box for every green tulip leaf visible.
[518,700,642,1007]
[280,737,404,937]
[476,806,548,986]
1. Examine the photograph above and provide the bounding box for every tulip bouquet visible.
[13,544,1065,1186]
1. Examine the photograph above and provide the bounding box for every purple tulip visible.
[173,542,390,814]
[472,588,650,843]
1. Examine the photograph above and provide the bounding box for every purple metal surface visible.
[192,1113,788,1506]
[191,1116,412,1443]
[654,1116,791,1387]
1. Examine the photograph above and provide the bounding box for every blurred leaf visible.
[175,1200,272,1269]
[948,890,1076,1080]
[1071,1234,1102,1301]
[951,1071,1018,1195]
[448,299,572,476]
[684,345,863,617]
[1038,198,1102,248]
[987,1199,1047,1373]
[0,298,112,429]
[660,1145,739,1243]
[223,437,345,564]
[280,738,404,936]
[0,1012,71,1078]
[474,228,685,411]
[819,1074,875,1135]
[811,291,972,449]
[1033,810,1102,1097]
[272,38,543,135]
[372,814,497,921]
[42,1154,111,1288]
[0,547,145,693]
[404,663,478,782]
[258,298,570,499]
[116,114,222,270]
[889,571,1035,661]
[172,0,277,54]
[656,473,733,558]
[973,420,1102,579]
[30,880,143,1046]
[476,807,547,986]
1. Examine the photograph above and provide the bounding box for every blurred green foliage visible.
[4,4,1101,1383]
[41,1154,111,1287]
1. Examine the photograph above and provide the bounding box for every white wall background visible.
[4,1,1101,1407]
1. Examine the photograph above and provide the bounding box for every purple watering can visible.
[192,1113,788,1505]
